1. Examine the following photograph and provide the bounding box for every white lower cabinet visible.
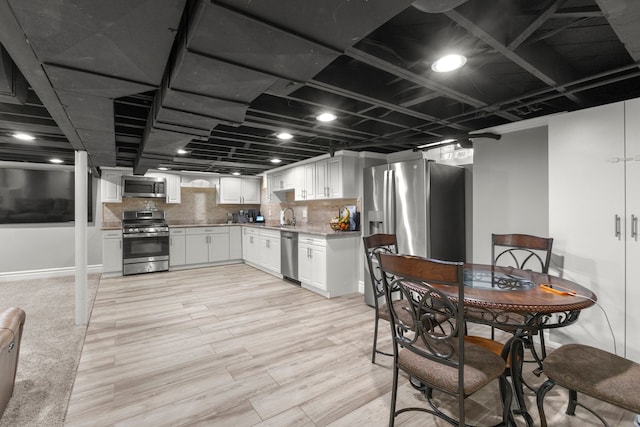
[243,227,281,276]
[259,229,281,276]
[229,227,242,260]
[185,227,230,264]
[169,228,186,267]
[242,227,260,265]
[298,236,327,290]
[297,234,358,298]
[102,231,122,274]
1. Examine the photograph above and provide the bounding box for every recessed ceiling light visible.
[270,158,282,164]
[232,171,241,176]
[13,132,35,141]
[277,132,293,140]
[177,149,189,155]
[158,167,169,171]
[49,158,64,164]
[316,112,337,122]
[431,54,467,72]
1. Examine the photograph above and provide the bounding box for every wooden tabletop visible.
[454,263,597,314]
[402,263,597,326]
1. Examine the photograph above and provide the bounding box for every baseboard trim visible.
[0,265,102,282]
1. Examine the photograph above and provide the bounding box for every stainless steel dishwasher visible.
[280,230,298,282]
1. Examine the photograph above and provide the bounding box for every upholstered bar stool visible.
[537,343,640,426]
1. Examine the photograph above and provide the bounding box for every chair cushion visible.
[463,335,510,368]
[398,340,506,395]
[378,300,413,325]
[544,344,640,413]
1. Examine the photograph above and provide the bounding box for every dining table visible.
[402,262,598,427]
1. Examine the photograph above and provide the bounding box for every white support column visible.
[74,150,88,325]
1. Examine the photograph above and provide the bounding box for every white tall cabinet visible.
[548,99,640,362]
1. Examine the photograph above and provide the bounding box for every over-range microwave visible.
[122,176,166,198]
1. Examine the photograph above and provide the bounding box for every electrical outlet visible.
[302,207,307,218]
[268,208,271,216]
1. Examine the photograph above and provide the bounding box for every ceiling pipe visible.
[413,132,501,151]
[412,0,469,13]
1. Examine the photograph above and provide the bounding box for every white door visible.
[298,243,312,284]
[208,232,230,262]
[102,233,122,273]
[219,177,242,204]
[170,229,186,266]
[315,160,328,199]
[101,170,123,202]
[303,163,316,200]
[165,174,181,204]
[327,157,342,198]
[548,102,626,356]
[310,245,327,290]
[625,98,640,362]
[185,234,209,264]
[241,178,261,204]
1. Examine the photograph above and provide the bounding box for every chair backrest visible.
[377,253,465,382]
[492,233,553,273]
[363,234,398,307]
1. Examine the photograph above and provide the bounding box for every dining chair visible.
[362,233,409,363]
[491,233,553,366]
[537,343,640,426]
[377,253,513,426]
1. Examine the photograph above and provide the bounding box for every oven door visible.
[122,233,170,263]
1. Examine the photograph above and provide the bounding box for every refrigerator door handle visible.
[384,169,396,235]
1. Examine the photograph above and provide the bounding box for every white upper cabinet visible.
[218,176,261,204]
[315,155,358,199]
[100,169,124,203]
[294,163,316,200]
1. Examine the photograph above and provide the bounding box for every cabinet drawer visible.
[243,227,259,236]
[299,235,326,247]
[186,227,229,235]
[260,229,281,239]
[170,228,185,235]
[103,231,122,239]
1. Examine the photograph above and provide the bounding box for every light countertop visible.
[102,222,361,238]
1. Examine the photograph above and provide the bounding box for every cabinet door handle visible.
[632,214,638,239]
[615,214,621,238]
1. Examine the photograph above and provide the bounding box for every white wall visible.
[0,177,102,277]
[471,126,549,263]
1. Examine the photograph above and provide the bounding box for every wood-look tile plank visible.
[65,264,638,427]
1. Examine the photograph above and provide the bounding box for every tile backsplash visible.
[102,187,258,227]
[102,181,360,231]
[259,187,360,230]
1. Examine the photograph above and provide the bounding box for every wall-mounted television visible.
[0,165,93,224]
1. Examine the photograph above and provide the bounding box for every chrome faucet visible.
[282,207,296,226]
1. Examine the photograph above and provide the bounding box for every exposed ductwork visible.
[412,0,469,13]
[0,46,27,105]
[1,0,640,174]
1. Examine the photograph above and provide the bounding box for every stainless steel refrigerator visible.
[363,159,466,306]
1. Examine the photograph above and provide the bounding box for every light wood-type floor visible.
[65,264,637,426]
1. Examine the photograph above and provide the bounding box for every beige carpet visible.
[0,274,99,427]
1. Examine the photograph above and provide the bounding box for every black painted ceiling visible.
[1,0,639,176]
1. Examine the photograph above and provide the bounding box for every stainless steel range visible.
[122,210,169,275]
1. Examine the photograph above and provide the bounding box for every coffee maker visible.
[235,210,249,223]
[247,209,257,223]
